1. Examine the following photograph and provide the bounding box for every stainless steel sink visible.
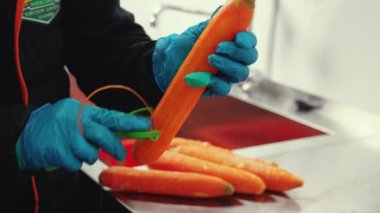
[178,96,325,149]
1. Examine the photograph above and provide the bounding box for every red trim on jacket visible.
[14,3,38,211]
[14,0,29,106]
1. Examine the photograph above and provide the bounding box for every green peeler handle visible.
[114,130,160,141]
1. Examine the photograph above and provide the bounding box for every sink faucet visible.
[150,4,212,27]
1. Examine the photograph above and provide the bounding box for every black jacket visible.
[1,0,162,211]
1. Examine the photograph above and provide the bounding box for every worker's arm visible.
[63,1,257,110]
[62,0,162,111]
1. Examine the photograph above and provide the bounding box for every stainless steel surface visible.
[82,80,380,212]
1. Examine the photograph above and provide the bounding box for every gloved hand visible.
[16,98,151,171]
[152,19,258,97]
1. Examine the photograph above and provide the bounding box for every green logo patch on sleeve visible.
[23,0,61,24]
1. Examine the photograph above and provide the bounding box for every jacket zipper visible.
[14,0,29,106]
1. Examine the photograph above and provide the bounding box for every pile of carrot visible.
[168,138,304,192]
[99,137,303,198]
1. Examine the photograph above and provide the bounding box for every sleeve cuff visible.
[15,136,27,170]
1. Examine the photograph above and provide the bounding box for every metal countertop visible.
[82,82,380,212]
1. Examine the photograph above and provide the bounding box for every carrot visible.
[170,137,212,148]
[170,137,230,153]
[133,0,256,163]
[171,145,303,191]
[99,166,234,198]
[148,151,265,195]
[170,138,278,166]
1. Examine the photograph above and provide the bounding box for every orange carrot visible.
[99,166,234,198]
[170,137,212,148]
[170,138,278,166]
[133,0,256,163]
[170,137,230,153]
[148,151,265,195]
[172,145,303,191]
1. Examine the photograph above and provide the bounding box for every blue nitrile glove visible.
[15,98,151,171]
[152,20,258,97]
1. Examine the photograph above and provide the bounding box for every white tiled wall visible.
[268,0,380,113]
